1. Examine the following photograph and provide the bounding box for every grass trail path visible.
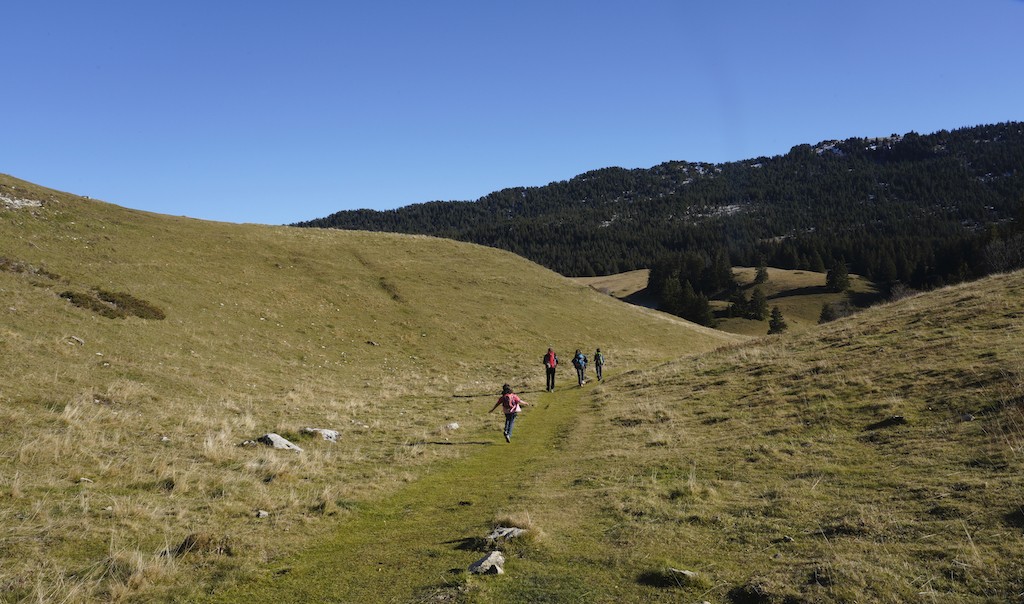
[207,384,587,603]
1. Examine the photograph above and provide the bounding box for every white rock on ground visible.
[668,568,700,585]
[256,433,303,452]
[486,526,526,543]
[301,427,340,442]
[468,551,505,575]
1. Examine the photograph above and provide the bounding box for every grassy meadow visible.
[3,173,1024,603]
[575,267,877,337]
[526,271,1024,603]
[0,174,735,602]
[717,266,878,336]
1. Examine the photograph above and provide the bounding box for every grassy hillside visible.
[499,270,1024,602]
[0,174,738,602]
[716,266,878,336]
[575,267,878,336]
[201,269,1024,604]
[5,172,1023,603]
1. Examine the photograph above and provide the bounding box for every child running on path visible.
[490,384,529,443]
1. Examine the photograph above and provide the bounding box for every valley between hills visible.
[2,174,1024,602]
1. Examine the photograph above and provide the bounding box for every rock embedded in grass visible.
[468,551,505,575]
[486,526,525,544]
[301,427,340,442]
[254,433,303,452]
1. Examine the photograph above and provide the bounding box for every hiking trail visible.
[205,385,586,602]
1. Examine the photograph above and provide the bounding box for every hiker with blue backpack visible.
[490,384,529,443]
[572,349,588,386]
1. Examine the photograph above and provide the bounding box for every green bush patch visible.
[59,289,165,320]
[95,289,166,320]
[60,290,124,318]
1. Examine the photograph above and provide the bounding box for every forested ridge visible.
[296,122,1024,290]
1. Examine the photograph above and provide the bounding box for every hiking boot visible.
[504,433,511,443]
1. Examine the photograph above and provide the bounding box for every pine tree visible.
[826,260,851,293]
[727,290,749,317]
[755,261,769,284]
[818,302,836,324]
[768,306,788,334]
[749,287,769,320]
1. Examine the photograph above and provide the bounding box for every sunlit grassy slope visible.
[0,174,738,601]
[717,266,877,336]
[519,269,1024,603]
[5,172,1023,603]
[213,270,1024,604]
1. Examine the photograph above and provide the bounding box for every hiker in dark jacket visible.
[572,349,587,386]
[594,348,605,381]
[543,348,558,391]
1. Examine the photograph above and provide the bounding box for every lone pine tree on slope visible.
[768,306,788,334]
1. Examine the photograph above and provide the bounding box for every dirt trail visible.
[206,386,584,603]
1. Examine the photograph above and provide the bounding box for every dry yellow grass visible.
[0,174,738,602]
[496,271,1024,602]
[7,172,1022,603]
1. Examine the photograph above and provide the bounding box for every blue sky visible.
[3,1,1022,225]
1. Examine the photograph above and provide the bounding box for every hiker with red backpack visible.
[543,348,558,391]
[490,384,529,443]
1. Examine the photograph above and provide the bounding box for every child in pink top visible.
[490,384,529,443]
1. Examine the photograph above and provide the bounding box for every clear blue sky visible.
[3,1,1022,225]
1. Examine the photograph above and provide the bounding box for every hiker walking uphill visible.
[594,348,605,381]
[543,348,558,391]
[490,384,529,443]
[572,349,588,387]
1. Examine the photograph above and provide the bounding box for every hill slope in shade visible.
[0,174,737,601]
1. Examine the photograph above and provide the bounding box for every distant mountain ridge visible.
[297,122,1024,288]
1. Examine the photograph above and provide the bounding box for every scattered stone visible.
[78,477,94,484]
[64,335,85,346]
[366,340,379,346]
[961,413,976,422]
[445,422,460,431]
[256,510,270,518]
[160,435,171,443]
[486,526,525,543]
[255,433,303,452]
[0,194,43,209]
[468,551,505,575]
[301,427,340,442]
[667,568,700,585]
